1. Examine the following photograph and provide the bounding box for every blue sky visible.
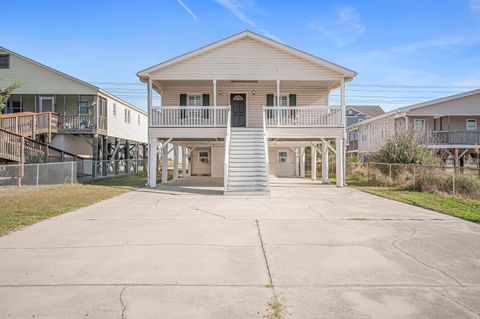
[1,0,480,111]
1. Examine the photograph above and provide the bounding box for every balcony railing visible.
[58,114,95,132]
[419,131,480,145]
[150,106,230,127]
[0,112,58,138]
[263,106,343,127]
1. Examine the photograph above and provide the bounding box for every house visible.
[137,30,357,194]
[346,105,384,126]
[0,46,148,175]
[347,89,480,166]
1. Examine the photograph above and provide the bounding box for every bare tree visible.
[0,79,23,114]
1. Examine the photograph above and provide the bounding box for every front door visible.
[39,96,55,112]
[230,93,246,127]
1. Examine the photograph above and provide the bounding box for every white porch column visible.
[147,78,152,126]
[187,148,191,176]
[322,142,329,184]
[173,145,179,181]
[340,79,347,185]
[336,138,345,187]
[276,80,280,126]
[161,143,168,184]
[182,146,187,178]
[213,79,217,126]
[295,148,300,176]
[148,137,157,187]
[311,145,317,181]
[300,147,305,177]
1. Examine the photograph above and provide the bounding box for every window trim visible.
[274,93,290,106]
[277,150,289,163]
[78,100,89,115]
[466,119,477,131]
[414,119,426,131]
[198,150,210,163]
[187,93,203,107]
[0,54,10,69]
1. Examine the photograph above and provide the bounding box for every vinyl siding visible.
[150,37,342,81]
[211,146,225,178]
[191,148,211,175]
[407,93,480,116]
[162,83,329,128]
[105,95,148,143]
[269,147,295,176]
[0,50,96,95]
[354,114,397,154]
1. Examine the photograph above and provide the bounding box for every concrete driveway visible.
[0,177,479,318]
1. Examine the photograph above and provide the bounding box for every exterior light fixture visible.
[252,90,256,95]
[218,90,222,95]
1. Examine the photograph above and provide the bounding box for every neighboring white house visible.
[347,89,480,166]
[137,30,357,194]
[0,46,148,174]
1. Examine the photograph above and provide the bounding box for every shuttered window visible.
[0,55,10,68]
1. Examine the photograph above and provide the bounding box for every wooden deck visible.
[0,112,58,141]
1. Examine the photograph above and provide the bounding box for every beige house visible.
[0,46,148,174]
[348,89,480,166]
[138,31,356,194]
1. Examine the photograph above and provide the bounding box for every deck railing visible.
[150,106,230,127]
[58,114,95,131]
[263,106,343,127]
[418,131,480,145]
[0,112,58,138]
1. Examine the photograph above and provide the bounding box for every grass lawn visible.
[0,173,149,236]
[347,179,480,223]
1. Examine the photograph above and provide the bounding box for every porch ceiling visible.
[152,79,339,91]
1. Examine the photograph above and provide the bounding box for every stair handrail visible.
[0,127,86,163]
[262,106,270,191]
[223,105,232,191]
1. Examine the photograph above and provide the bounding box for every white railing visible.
[263,106,343,127]
[151,106,230,127]
[223,106,232,191]
[262,106,270,191]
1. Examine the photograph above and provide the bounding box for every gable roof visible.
[347,105,384,117]
[0,46,146,115]
[137,30,357,81]
[348,88,480,129]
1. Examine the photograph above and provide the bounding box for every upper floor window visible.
[278,150,288,163]
[466,119,477,131]
[125,109,131,124]
[79,101,89,115]
[188,94,202,106]
[198,150,209,163]
[113,103,117,117]
[414,119,425,131]
[371,124,376,137]
[381,121,389,138]
[275,95,289,106]
[138,114,141,125]
[0,54,10,68]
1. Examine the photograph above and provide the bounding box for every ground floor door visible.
[230,93,246,127]
[39,96,55,112]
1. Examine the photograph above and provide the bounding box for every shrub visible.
[373,133,437,165]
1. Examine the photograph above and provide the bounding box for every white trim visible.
[413,118,426,131]
[277,149,289,163]
[197,149,210,163]
[229,92,248,127]
[39,95,55,112]
[466,119,477,131]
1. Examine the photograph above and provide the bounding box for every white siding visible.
[407,93,480,116]
[150,37,342,81]
[0,50,96,95]
[106,95,148,143]
[354,114,397,154]
[191,148,211,175]
[211,146,225,178]
[269,147,295,176]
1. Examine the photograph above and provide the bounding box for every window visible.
[125,109,131,124]
[371,124,376,137]
[361,127,368,142]
[274,95,289,106]
[198,150,209,163]
[466,119,477,131]
[414,119,425,131]
[0,54,10,68]
[278,150,288,163]
[188,94,202,106]
[79,101,89,115]
[381,121,389,138]
[113,103,117,117]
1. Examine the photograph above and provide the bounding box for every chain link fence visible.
[347,162,480,200]
[0,159,147,189]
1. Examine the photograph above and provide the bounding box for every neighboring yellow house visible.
[137,30,357,194]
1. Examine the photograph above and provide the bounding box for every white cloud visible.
[470,0,480,19]
[309,5,365,46]
[214,0,280,41]
[392,34,480,53]
[176,0,199,21]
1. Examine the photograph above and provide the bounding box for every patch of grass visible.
[0,173,149,236]
[350,183,480,223]
[263,296,289,319]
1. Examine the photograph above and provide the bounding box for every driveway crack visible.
[190,205,226,219]
[392,223,464,287]
[431,288,480,317]
[119,286,127,319]
[255,219,277,300]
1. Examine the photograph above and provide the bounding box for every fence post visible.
[36,163,40,191]
[452,165,456,196]
[413,165,416,191]
[71,161,75,184]
[389,164,392,180]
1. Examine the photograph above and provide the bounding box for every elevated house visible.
[346,105,384,126]
[347,89,480,167]
[138,31,357,194]
[0,47,148,175]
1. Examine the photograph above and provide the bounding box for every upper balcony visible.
[419,130,480,146]
[58,114,107,135]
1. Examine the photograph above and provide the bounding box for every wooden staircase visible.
[0,112,58,142]
[0,127,82,164]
